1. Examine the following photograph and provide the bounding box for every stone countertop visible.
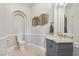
[46,34,73,43]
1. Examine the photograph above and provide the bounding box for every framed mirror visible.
[39,14,49,25]
[32,16,40,26]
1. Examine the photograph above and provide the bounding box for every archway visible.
[13,10,26,41]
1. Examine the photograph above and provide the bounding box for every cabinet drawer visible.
[58,43,73,49]
[58,49,73,56]
[46,46,57,56]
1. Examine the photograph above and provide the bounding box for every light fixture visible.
[59,3,65,6]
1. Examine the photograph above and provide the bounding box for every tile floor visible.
[7,45,46,56]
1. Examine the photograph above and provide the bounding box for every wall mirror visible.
[32,14,49,26]
[39,14,49,25]
[54,3,73,37]
[64,4,73,34]
[32,16,40,26]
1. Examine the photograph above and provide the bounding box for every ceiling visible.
[26,3,35,7]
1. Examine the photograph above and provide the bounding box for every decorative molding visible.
[13,10,26,18]
[0,35,8,41]
[0,33,47,41]
[0,33,24,41]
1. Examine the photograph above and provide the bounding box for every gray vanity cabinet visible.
[46,39,73,56]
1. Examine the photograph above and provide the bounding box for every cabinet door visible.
[49,45,57,56]
[46,39,57,56]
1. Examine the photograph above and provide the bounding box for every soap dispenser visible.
[49,22,54,34]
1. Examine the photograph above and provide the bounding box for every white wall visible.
[0,4,10,55]
[0,3,54,55]
[30,3,54,49]
[65,4,74,34]
[0,4,9,37]
[65,3,79,56]
[72,4,79,55]
[0,3,31,55]
[5,3,32,43]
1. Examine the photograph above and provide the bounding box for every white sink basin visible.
[46,34,73,43]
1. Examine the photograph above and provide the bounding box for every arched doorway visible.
[13,10,26,41]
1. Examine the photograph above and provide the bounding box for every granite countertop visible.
[46,34,73,43]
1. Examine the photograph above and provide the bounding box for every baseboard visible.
[7,45,17,51]
[27,43,46,52]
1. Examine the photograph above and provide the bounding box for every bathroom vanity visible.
[46,34,73,56]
